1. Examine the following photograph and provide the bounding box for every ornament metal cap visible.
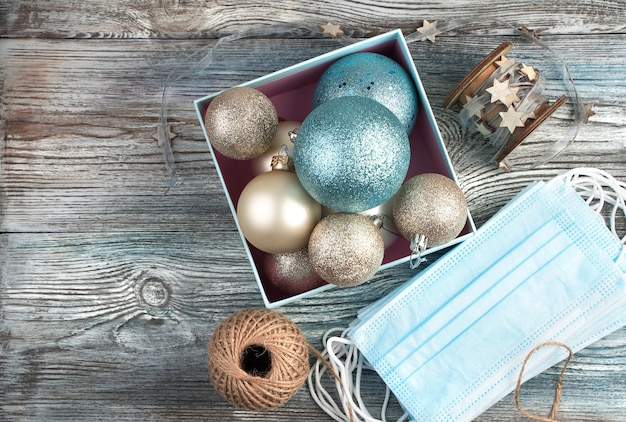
[288,129,298,143]
[368,214,385,230]
[270,155,294,171]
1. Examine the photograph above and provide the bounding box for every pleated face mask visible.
[347,168,626,422]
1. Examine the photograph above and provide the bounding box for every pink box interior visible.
[197,38,472,304]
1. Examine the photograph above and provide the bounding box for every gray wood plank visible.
[1,1,626,420]
[2,37,624,232]
[2,0,625,38]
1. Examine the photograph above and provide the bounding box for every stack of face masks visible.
[346,168,626,421]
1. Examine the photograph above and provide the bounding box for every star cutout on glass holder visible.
[520,64,538,81]
[417,19,442,43]
[486,79,520,107]
[152,124,177,146]
[320,22,344,37]
[499,105,527,134]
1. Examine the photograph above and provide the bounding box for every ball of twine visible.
[207,308,310,411]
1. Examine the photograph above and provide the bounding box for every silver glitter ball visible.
[204,87,277,160]
[308,213,384,287]
[392,173,468,248]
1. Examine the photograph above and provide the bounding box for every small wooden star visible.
[320,22,344,38]
[152,124,177,146]
[499,105,527,134]
[495,55,517,75]
[416,20,441,43]
[520,64,538,81]
[519,26,541,40]
[463,95,483,118]
[582,102,596,124]
[487,79,520,107]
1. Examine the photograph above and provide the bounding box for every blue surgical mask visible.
[347,168,626,421]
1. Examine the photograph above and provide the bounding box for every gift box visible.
[194,29,476,307]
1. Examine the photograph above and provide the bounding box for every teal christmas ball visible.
[294,96,410,213]
[313,52,419,134]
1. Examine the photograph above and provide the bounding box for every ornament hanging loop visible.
[288,129,298,143]
[279,143,293,158]
[410,233,428,269]
[368,214,384,230]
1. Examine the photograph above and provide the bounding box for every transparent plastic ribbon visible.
[156,24,356,189]
[406,18,584,170]
[462,65,546,153]
[157,18,584,186]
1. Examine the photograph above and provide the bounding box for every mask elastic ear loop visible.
[515,341,573,422]
[308,328,410,422]
[307,328,357,422]
[557,168,626,247]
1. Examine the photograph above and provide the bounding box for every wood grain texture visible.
[1,0,625,38]
[1,1,626,421]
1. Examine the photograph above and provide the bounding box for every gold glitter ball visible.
[393,173,468,248]
[308,213,384,287]
[204,87,277,160]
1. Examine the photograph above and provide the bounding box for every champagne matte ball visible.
[294,96,410,213]
[308,213,384,287]
[392,173,468,248]
[204,87,277,160]
[236,169,322,254]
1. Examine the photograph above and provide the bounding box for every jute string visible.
[208,307,354,418]
[515,341,574,422]
[207,308,311,411]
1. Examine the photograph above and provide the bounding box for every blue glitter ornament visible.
[294,96,410,213]
[313,52,419,134]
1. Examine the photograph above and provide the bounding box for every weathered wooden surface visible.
[1,1,626,421]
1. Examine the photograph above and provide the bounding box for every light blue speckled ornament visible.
[294,96,410,213]
[313,52,419,134]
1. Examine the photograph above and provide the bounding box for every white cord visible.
[559,167,626,245]
[307,328,410,422]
